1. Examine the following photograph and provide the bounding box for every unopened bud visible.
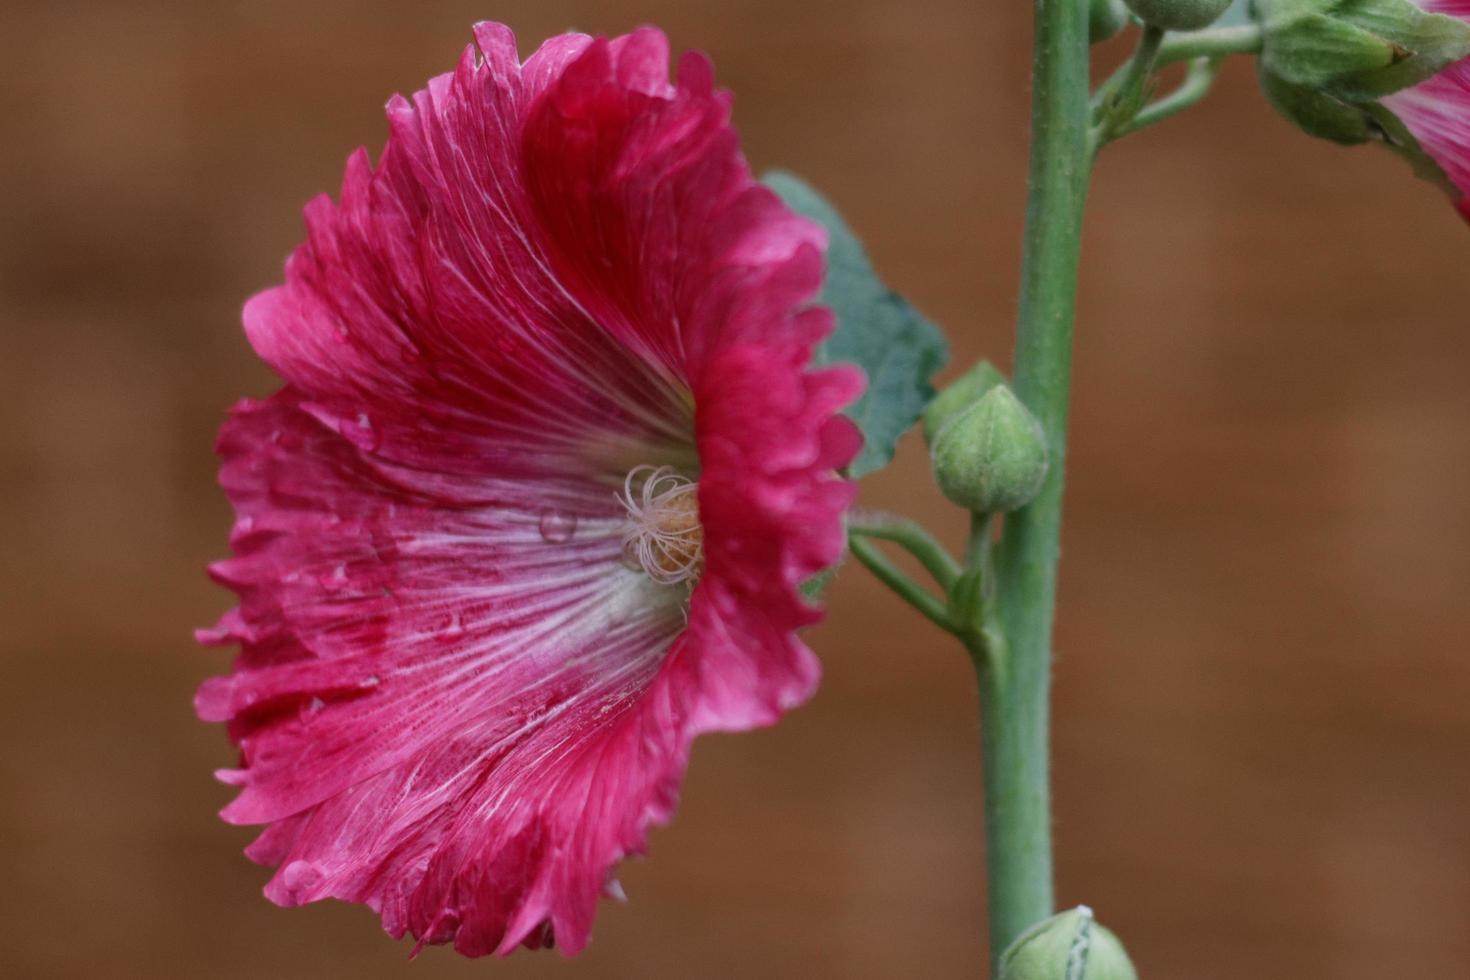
[999,906,1138,980]
[922,360,1006,446]
[1090,0,1131,42]
[1257,64,1377,144]
[1258,0,1470,101]
[1124,0,1232,31]
[930,385,1048,514]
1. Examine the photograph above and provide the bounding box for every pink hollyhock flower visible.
[1382,1,1470,219]
[197,23,863,958]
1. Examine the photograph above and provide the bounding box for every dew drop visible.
[342,412,379,451]
[361,674,380,688]
[537,508,578,543]
[300,696,325,723]
[280,860,324,898]
[319,563,349,592]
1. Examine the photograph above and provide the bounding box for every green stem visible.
[1091,24,1165,151]
[850,516,963,590]
[964,512,991,570]
[1110,57,1223,142]
[847,536,954,632]
[1114,24,1166,113]
[980,0,1092,967]
[1156,23,1263,66]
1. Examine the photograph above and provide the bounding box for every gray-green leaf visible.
[763,171,949,478]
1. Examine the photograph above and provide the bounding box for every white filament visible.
[618,465,702,585]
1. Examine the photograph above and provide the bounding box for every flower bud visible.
[1257,63,1378,144]
[921,360,1006,446]
[999,906,1138,980]
[1258,0,1470,101]
[1090,0,1131,43]
[1255,0,1469,199]
[930,384,1048,514]
[1124,0,1232,31]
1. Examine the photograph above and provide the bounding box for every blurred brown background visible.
[3,1,1468,977]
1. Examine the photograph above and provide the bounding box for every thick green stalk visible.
[980,0,1092,968]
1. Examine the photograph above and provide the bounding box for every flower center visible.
[618,465,703,586]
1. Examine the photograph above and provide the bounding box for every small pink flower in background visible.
[197,22,862,958]
[1385,1,1470,219]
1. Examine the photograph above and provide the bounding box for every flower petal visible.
[1384,60,1470,211]
[200,394,688,955]
[200,23,863,959]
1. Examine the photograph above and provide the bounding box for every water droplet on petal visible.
[300,696,325,723]
[538,508,578,543]
[361,674,380,688]
[319,563,349,592]
[342,412,379,451]
[280,859,324,899]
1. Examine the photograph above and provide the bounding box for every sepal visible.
[1259,0,1470,101]
[999,907,1138,980]
[1258,62,1378,142]
[922,360,1006,446]
[1258,62,1459,191]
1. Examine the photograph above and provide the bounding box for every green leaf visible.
[763,171,949,478]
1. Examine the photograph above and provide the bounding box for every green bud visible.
[1258,63,1377,144]
[1259,0,1470,101]
[1258,52,1461,195]
[999,907,1138,980]
[921,360,1006,446]
[1124,0,1232,31]
[1090,0,1131,42]
[930,384,1048,514]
